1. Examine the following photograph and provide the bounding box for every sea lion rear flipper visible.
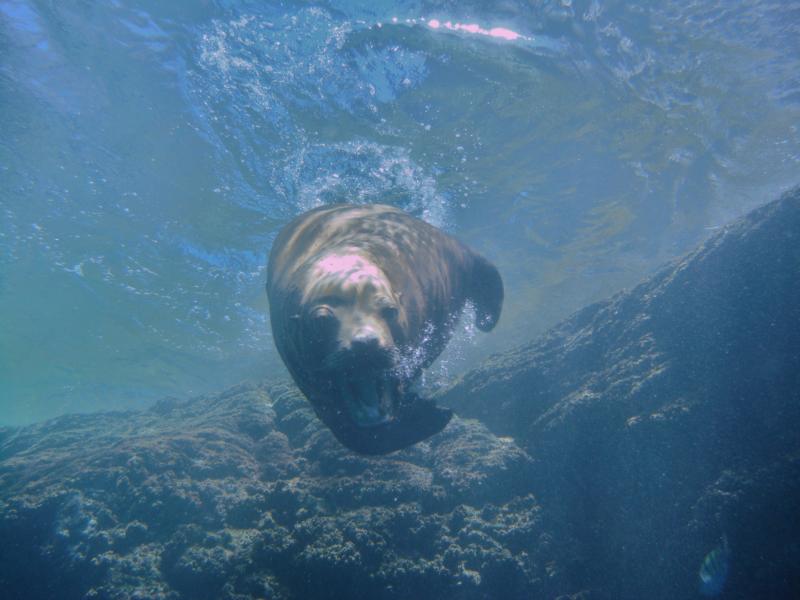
[469,254,503,332]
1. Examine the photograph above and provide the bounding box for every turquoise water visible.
[2,0,799,425]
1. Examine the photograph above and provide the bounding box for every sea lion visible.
[266,204,503,454]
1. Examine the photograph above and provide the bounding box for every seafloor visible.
[1,189,799,599]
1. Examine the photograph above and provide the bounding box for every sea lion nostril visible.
[351,332,381,350]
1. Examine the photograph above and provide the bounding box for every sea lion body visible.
[267,204,503,454]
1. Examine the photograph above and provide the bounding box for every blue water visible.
[2,0,799,424]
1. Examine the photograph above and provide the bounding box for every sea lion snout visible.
[348,329,388,362]
[322,339,397,373]
[351,327,381,348]
[337,312,393,351]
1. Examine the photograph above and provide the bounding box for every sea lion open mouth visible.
[326,357,454,454]
[340,372,396,427]
[327,386,454,455]
[329,346,399,427]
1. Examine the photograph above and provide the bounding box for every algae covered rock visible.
[439,187,800,598]
[0,383,569,599]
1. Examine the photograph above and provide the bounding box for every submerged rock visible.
[1,188,798,599]
[0,384,568,600]
[439,187,800,598]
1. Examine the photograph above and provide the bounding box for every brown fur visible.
[267,204,503,454]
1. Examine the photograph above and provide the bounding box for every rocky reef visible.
[438,187,800,598]
[2,188,799,599]
[0,384,572,600]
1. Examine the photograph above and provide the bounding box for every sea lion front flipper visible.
[469,253,504,332]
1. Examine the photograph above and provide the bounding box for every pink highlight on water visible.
[426,18,527,42]
[488,27,521,41]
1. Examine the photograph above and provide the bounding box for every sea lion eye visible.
[309,306,337,333]
[381,305,399,322]
[375,296,399,321]
[311,305,335,321]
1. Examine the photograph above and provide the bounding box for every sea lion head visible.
[292,249,451,454]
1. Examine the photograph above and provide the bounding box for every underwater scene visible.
[1,1,799,598]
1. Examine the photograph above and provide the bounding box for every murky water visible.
[2,0,799,424]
